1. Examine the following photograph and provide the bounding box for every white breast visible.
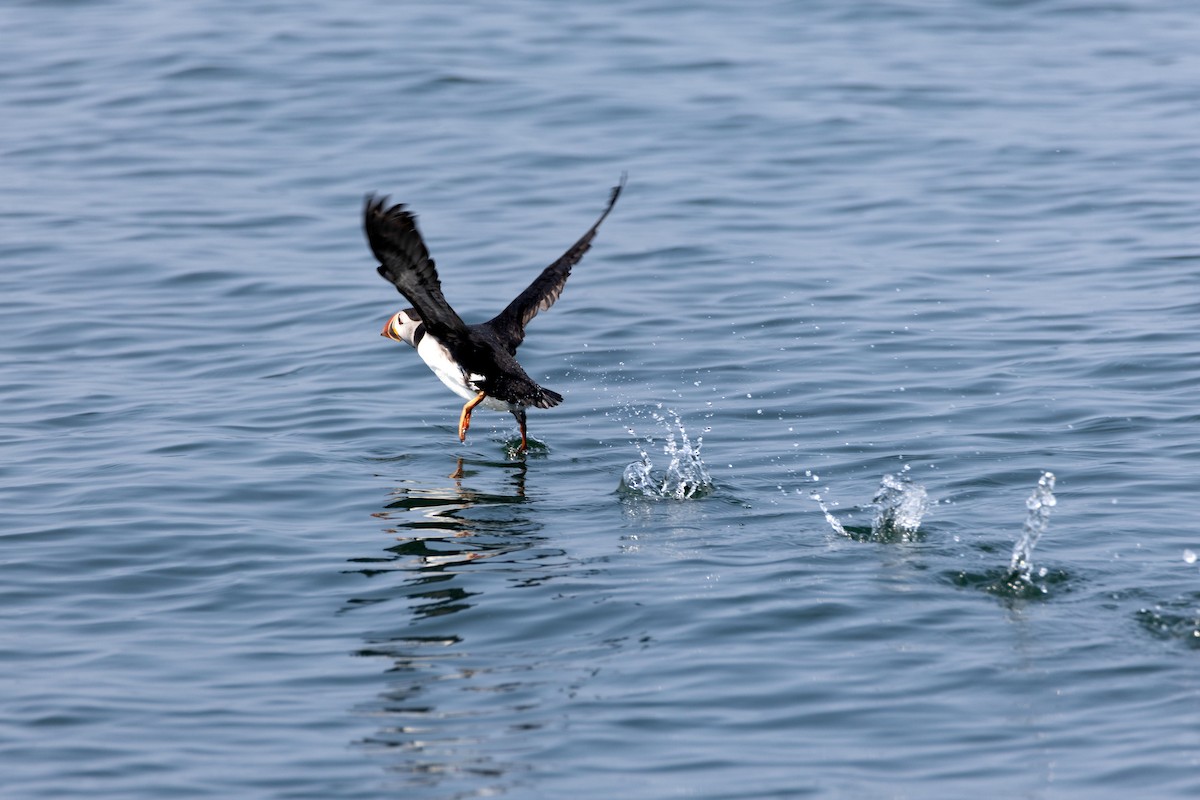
[415,334,511,411]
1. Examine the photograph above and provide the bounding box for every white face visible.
[383,309,423,348]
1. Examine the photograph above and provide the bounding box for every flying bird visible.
[365,177,625,451]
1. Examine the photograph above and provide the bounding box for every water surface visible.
[3,0,1200,797]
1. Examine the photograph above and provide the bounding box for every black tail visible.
[534,387,564,409]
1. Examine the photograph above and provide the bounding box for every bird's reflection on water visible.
[342,453,552,794]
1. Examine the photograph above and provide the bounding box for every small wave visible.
[1136,597,1200,648]
[949,566,1070,602]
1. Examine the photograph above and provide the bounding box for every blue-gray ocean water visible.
[3,1,1200,797]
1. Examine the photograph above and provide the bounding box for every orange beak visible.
[381,312,402,342]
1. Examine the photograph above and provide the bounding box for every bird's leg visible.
[458,391,487,442]
[512,408,528,452]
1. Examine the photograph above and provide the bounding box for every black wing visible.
[364,195,473,352]
[483,175,626,354]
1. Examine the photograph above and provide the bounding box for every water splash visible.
[870,465,929,540]
[1009,471,1056,580]
[950,470,1063,601]
[619,407,713,500]
[799,470,848,535]
[808,488,848,536]
[805,466,927,541]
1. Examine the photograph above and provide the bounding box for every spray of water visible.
[947,470,1065,600]
[870,465,929,539]
[619,407,713,500]
[805,465,928,540]
[1009,471,1056,581]
[808,489,848,536]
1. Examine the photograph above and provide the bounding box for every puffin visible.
[365,177,624,451]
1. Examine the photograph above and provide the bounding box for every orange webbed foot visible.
[458,391,487,443]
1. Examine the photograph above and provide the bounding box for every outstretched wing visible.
[364,195,473,352]
[483,175,626,354]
